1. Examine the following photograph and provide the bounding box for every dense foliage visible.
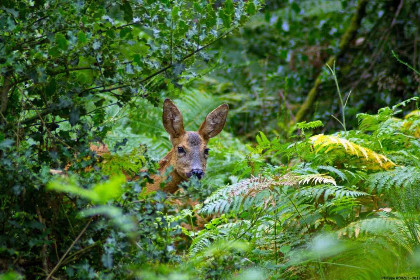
[0,0,419,279]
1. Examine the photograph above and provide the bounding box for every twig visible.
[36,206,49,275]
[46,219,92,280]
[19,29,234,127]
[279,90,295,122]
[392,50,420,75]
[61,241,100,266]
[18,86,75,151]
[391,0,404,27]
[351,0,405,91]
[326,62,347,131]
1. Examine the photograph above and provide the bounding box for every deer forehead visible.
[175,132,207,149]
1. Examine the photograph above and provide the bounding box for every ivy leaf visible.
[69,107,80,126]
[121,1,133,22]
[224,0,234,15]
[77,31,87,45]
[92,41,101,50]
[101,253,113,268]
[48,46,60,58]
[172,63,185,77]
[46,78,57,97]
[55,33,68,50]
[246,2,257,16]
[219,10,231,28]
[0,139,15,149]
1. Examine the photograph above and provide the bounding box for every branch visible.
[0,76,12,114]
[291,0,368,125]
[46,219,92,280]
[278,90,295,123]
[12,67,95,86]
[84,30,232,95]
[19,29,233,126]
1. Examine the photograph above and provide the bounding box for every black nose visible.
[190,169,204,179]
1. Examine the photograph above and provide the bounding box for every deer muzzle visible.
[187,169,205,180]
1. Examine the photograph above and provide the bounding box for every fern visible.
[296,120,324,134]
[356,107,394,132]
[310,134,396,170]
[201,173,339,215]
[189,220,250,256]
[297,173,336,186]
[200,176,273,215]
[317,165,348,182]
[367,166,420,193]
[338,216,413,250]
[295,185,368,202]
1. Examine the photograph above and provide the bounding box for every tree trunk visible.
[291,0,368,125]
[0,75,12,114]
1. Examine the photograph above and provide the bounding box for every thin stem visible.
[392,50,420,75]
[47,219,92,280]
[326,62,346,131]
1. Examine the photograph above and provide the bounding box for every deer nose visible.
[189,169,204,179]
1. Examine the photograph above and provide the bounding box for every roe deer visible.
[146,99,229,193]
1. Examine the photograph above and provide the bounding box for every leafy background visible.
[0,0,419,279]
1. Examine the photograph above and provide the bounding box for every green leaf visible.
[121,1,133,22]
[55,33,68,50]
[48,46,60,58]
[206,5,217,28]
[48,175,126,204]
[45,78,57,97]
[171,6,179,22]
[246,2,256,15]
[224,0,234,15]
[92,175,126,204]
[219,10,231,28]
[77,31,87,45]
[120,27,132,39]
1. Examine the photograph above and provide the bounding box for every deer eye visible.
[204,148,210,155]
[177,147,186,154]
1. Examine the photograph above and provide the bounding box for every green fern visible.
[367,166,420,193]
[201,173,340,215]
[317,165,348,182]
[295,185,368,202]
[189,220,249,256]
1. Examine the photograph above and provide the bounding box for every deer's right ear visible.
[162,99,185,138]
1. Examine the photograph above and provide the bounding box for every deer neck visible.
[145,149,185,193]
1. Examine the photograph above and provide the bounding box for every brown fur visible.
[145,99,229,194]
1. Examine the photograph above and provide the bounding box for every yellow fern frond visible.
[403,110,420,138]
[404,110,420,119]
[310,135,396,170]
[297,173,336,186]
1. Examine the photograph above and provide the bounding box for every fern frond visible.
[337,216,414,252]
[356,107,394,132]
[367,166,420,193]
[317,165,348,182]
[310,134,396,170]
[405,110,420,119]
[201,176,274,215]
[296,185,368,202]
[202,172,339,215]
[296,120,324,133]
[297,173,336,186]
[189,220,250,256]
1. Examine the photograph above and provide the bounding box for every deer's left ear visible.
[198,104,229,140]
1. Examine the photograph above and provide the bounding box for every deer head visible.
[162,98,229,180]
